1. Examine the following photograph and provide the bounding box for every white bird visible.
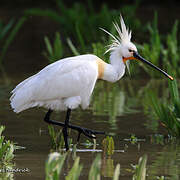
[10,16,173,151]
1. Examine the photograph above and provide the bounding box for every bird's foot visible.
[69,125,105,142]
[44,109,105,150]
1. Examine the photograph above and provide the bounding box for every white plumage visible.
[10,16,150,114]
[10,16,173,152]
[10,54,100,112]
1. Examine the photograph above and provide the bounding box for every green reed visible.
[137,12,162,78]
[45,152,121,180]
[27,0,180,79]
[88,154,101,180]
[25,0,140,52]
[138,12,180,78]
[0,126,15,165]
[65,156,83,180]
[102,136,114,156]
[48,125,73,151]
[148,142,180,180]
[162,20,180,76]
[145,79,180,137]
[0,125,18,180]
[46,151,167,180]
[45,152,66,180]
[45,149,172,180]
[132,155,147,180]
[43,32,64,63]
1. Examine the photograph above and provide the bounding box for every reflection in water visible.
[149,142,180,179]
[1,76,179,179]
[92,80,139,131]
[0,170,14,180]
[101,156,114,178]
[141,79,169,132]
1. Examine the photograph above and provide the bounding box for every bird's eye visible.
[129,49,134,53]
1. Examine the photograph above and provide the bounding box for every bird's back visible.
[10,54,100,113]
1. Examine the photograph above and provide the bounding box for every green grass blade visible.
[168,79,179,103]
[67,38,80,56]
[54,32,63,59]
[44,36,53,57]
[136,155,147,180]
[0,126,5,136]
[75,22,85,52]
[113,164,120,180]
[45,152,67,180]
[0,18,14,40]
[65,157,83,180]
[88,154,101,180]
[133,155,147,180]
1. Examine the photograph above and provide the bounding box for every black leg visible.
[44,109,105,150]
[44,109,71,151]
[62,108,71,151]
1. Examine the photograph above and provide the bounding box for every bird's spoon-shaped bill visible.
[133,52,174,81]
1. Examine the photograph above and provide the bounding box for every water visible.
[1,75,180,179]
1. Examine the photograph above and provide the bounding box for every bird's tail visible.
[10,75,37,113]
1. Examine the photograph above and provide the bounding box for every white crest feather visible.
[101,15,132,53]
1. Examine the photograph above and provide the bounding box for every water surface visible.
[0,76,180,179]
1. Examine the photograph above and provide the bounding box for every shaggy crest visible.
[101,15,132,53]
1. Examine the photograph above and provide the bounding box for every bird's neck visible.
[101,51,126,82]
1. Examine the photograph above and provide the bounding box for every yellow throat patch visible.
[96,58,106,79]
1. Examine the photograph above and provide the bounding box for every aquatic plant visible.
[46,152,167,180]
[130,154,168,180]
[81,139,96,148]
[48,125,73,151]
[124,134,139,145]
[148,142,180,180]
[138,12,180,78]
[132,155,147,180]
[43,32,64,63]
[102,136,114,156]
[67,40,109,62]
[66,157,83,180]
[92,42,109,62]
[45,152,122,180]
[0,126,15,165]
[88,154,101,180]
[0,125,17,180]
[113,164,120,180]
[162,20,180,76]
[66,38,80,56]
[25,1,141,53]
[137,12,163,78]
[45,152,66,180]
[145,79,180,137]
[48,125,64,151]
[91,81,139,132]
[101,153,116,178]
[150,134,165,145]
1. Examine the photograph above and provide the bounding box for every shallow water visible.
[0,76,180,179]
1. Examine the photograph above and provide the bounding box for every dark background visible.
[0,0,180,75]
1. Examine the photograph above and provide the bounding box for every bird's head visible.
[120,41,137,60]
[101,15,173,80]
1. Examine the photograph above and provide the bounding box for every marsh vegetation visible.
[0,0,180,179]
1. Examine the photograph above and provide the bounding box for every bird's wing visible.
[35,59,98,100]
[10,58,98,112]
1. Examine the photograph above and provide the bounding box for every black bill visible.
[133,52,173,80]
